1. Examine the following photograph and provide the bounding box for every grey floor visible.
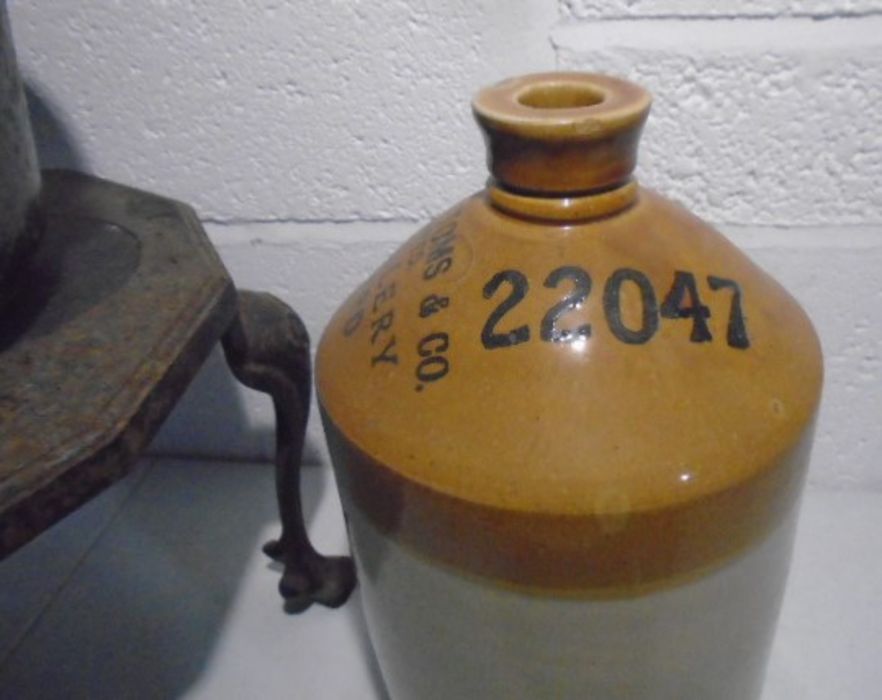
[0,459,878,699]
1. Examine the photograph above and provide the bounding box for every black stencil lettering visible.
[416,355,449,383]
[423,257,452,280]
[372,282,396,313]
[418,332,450,357]
[370,310,394,345]
[419,294,450,318]
[603,268,659,345]
[415,332,450,385]
[371,336,398,366]
[660,271,712,343]
[540,266,592,343]
[481,270,530,349]
[343,309,363,337]
[708,275,750,349]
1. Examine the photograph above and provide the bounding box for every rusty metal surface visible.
[223,291,356,612]
[0,170,235,556]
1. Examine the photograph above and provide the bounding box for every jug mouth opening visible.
[473,72,650,138]
[473,72,651,195]
[516,81,606,110]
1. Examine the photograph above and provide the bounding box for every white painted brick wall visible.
[7,0,554,222]
[7,1,881,488]
[555,19,882,226]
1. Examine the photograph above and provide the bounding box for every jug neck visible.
[487,178,639,223]
[473,72,650,223]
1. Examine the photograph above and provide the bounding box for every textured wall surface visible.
[555,19,881,225]
[8,1,554,222]
[7,1,881,488]
[563,0,882,18]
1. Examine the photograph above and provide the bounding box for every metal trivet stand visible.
[0,5,354,613]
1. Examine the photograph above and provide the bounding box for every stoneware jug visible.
[317,72,823,699]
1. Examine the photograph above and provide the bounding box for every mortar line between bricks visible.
[202,216,421,226]
[203,222,882,235]
[722,228,882,250]
[558,10,882,24]
[552,15,882,51]
[203,219,419,246]
[203,221,882,249]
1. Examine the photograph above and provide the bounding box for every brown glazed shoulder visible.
[316,186,823,590]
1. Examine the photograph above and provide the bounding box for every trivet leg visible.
[222,290,355,612]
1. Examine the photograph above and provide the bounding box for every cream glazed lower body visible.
[345,502,800,700]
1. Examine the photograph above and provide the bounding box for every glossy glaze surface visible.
[317,70,823,698]
[473,72,650,193]
[347,497,799,700]
[318,180,821,590]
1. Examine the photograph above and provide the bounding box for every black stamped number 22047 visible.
[480,266,749,350]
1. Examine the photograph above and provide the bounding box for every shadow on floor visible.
[0,459,386,699]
